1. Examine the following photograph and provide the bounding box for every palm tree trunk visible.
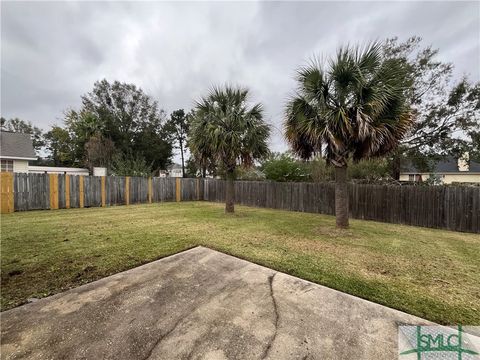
[180,139,185,178]
[225,168,235,213]
[335,165,349,228]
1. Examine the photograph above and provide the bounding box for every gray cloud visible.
[2,1,479,154]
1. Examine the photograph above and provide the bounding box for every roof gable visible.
[0,131,37,159]
[402,157,480,173]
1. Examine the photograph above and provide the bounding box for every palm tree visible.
[190,86,270,213]
[285,43,413,228]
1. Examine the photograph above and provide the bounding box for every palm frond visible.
[190,85,270,169]
[284,42,413,165]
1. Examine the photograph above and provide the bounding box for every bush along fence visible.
[1,173,479,233]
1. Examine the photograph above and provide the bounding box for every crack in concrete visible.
[143,281,236,360]
[142,314,189,360]
[185,332,205,360]
[261,272,279,359]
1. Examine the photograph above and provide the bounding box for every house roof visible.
[402,157,480,174]
[0,131,37,159]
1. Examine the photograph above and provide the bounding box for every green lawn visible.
[1,202,479,324]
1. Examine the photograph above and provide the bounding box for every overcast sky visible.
[2,1,479,155]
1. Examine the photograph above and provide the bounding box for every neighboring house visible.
[168,164,184,177]
[28,166,89,176]
[28,166,106,176]
[400,154,480,184]
[0,131,36,173]
[0,131,94,175]
[158,170,168,178]
[159,163,183,178]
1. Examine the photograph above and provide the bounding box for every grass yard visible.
[1,202,479,324]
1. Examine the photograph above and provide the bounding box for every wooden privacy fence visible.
[1,174,204,213]
[1,174,479,233]
[204,180,480,233]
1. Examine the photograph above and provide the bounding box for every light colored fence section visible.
[1,172,15,213]
[11,174,189,211]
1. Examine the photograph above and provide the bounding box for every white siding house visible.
[399,154,480,184]
[0,132,37,173]
[159,163,183,178]
[28,166,89,175]
[0,131,94,175]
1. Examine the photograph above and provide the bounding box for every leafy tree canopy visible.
[261,153,391,183]
[110,152,152,177]
[383,37,480,174]
[185,154,218,178]
[261,153,310,182]
[84,133,116,171]
[65,79,172,172]
[44,126,75,166]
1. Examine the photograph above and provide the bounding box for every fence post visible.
[176,178,181,202]
[65,175,70,209]
[79,175,84,208]
[148,177,152,204]
[196,178,200,200]
[101,176,106,207]
[49,174,59,210]
[0,172,14,213]
[125,177,130,205]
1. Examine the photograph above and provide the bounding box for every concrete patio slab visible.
[1,246,432,359]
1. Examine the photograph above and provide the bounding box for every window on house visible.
[408,174,422,182]
[1,160,14,172]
